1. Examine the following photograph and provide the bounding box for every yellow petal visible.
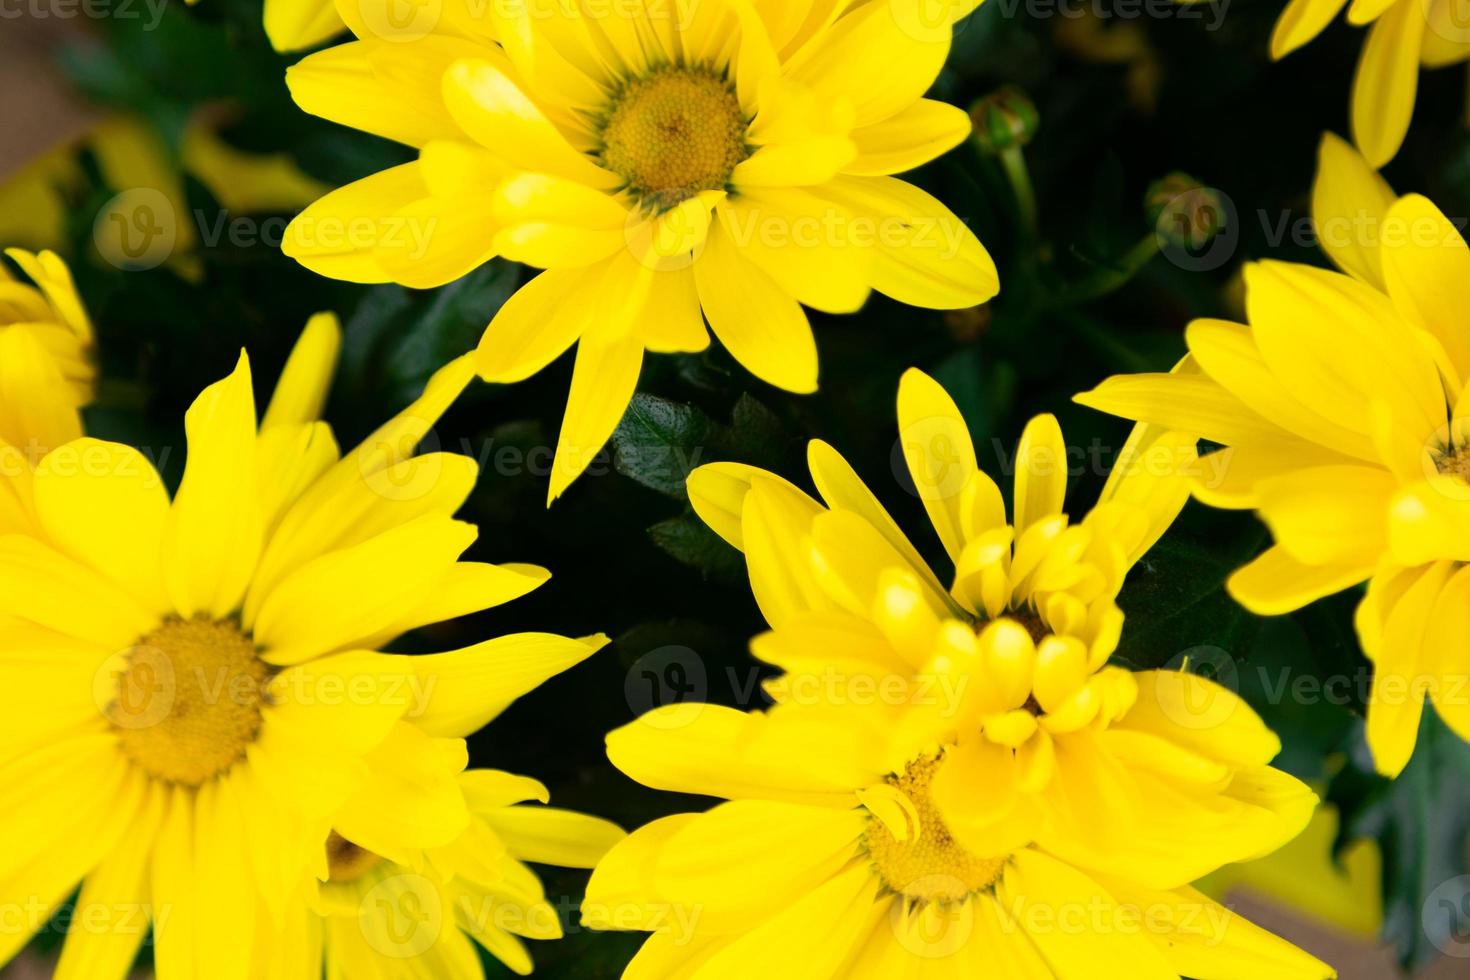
[334,723,471,863]
[1351,0,1423,168]
[1366,561,1449,775]
[1104,879,1337,980]
[807,438,954,604]
[1311,131,1395,287]
[1075,371,1295,449]
[1014,413,1068,531]
[652,800,866,930]
[285,39,473,148]
[1271,0,1350,57]
[33,440,170,612]
[406,632,607,736]
[717,192,874,314]
[376,192,502,289]
[1227,545,1371,615]
[896,367,985,564]
[784,0,951,126]
[695,217,817,393]
[0,325,83,458]
[442,58,616,189]
[263,0,344,52]
[847,99,971,176]
[163,353,262,619]
[1255,464,1395,566]
[281,163,425,283]
[1380,193,1470,380]
[481,806,625,869]
[605,704,881,805]
[263,312,341,430]
[254,515,477,664]
[548,335,643,503]
[1002,851,1177,980]
[818,176,999,309]
[1185,317,1375,460]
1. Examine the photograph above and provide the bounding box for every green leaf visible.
[648,514,744,583]
[611,394,715,498]
[1330,714,1470,970]
[1112,523,1264,671]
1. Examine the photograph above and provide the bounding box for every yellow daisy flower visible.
[679,367,1318,885]
[258,769,625,978]
[586,703,1335,977]
[283,0,999,501]
[1270,0,1469,167]
[0,249,94,464]
[0,314,608,980]
[1075,132,1470,776]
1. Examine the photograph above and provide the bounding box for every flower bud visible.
[1146,173,1226,250]
[969,86,1039,155]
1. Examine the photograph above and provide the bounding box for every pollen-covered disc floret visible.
[864,755,1006,904]
[599,65,749,212]
[325,831,385,883]
[1433,443,1470,484]
[111,616,271,787]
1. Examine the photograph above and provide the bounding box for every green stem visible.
[1047,235,1160,309]
[999,145,1038,245]
[1052,308,1152,372]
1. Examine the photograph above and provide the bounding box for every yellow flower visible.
[259,770,624,977]
[0,249,95,464]
[1076,132,1470,776]
[588,703,1334,977]
[258,0,345,53]
[676,367,1318,884]
[1270,0,1469,167]
[0,314,607,980]
[0,114,330,282]
[283,0,999,501]
[1200,798,1384,939]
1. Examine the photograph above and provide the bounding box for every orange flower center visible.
[863,755,1008,904]
[598,65,749,212]
[326,832,386,883]
[110,617,270,787]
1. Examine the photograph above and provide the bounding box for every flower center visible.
[863,755,1008,903]
[326,832,386,883]
[1436,445,1470,483]
[110,617,271,787]
[598,65,749,212]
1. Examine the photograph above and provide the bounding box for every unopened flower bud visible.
[969,87,1039,155]
[1146,173,1226,251]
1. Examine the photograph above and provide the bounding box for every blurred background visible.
[3,2,1469,977]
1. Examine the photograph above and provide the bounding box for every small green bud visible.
[969,87,1039,155]
[1146,173,1226,251]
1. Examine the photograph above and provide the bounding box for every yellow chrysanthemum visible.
[283,0,999,500]
[0,249,94,464]
[675,367,1318,884]
[0,114,330,282]
[1270,0,1469,167]
[258,769,625,978]
[0,315,608,980]
[588,703,1334,978]
[1076,132,1470,776]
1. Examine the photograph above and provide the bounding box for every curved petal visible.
[694,217,817,394]
[1351,0,1423,168]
